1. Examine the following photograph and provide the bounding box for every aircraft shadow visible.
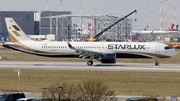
[93,64,126,67]
[32,64,126,67]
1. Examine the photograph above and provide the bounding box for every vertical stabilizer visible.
[174,25,179,31]
[166,23,174,31]
[5,18,31,43]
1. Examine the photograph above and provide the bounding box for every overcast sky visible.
[0,0,179,30]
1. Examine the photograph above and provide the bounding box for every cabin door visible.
[155,45,160,53]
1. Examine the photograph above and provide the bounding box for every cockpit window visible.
[164,46,172,50]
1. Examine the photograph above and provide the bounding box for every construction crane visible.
[88,10,137,41]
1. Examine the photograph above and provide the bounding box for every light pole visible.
[56,86,62,101]
[79,4,83,40]
[101,9,103,14]
[94,7,97,14]
[47,0,49,11]
[41,88,47,101]
[59,0,63,11]
[14,68,21,80]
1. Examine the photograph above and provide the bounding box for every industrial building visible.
[41,14,132,41]
[0,11,34,36]
[0,11,132,41]
[0,11,71,35]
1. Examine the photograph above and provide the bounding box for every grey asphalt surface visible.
[0,61,179,72]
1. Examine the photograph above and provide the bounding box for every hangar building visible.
[0,11,71,36]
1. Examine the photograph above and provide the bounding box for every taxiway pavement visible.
[0,61,179,72]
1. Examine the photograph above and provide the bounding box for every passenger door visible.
[155,44,160,53]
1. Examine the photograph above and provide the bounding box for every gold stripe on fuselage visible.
[8,31,171,58]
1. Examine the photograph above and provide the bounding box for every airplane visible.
[173,25,179,31]
[132,23,178,34]
[3,17,177,66]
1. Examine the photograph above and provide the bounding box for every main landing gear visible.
[87,55,94,66]
[155,59,159,66]
[87,61,93,66]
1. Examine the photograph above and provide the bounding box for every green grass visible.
[1,70,180,96]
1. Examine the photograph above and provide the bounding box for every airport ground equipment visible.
[0,93,25,101]
[88,10,137,41]
[17,98,43,101]
[174,43,180,49]
[168,37,180,48]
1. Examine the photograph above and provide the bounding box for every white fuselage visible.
[4,40,177,59]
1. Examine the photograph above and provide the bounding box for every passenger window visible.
[164,46,172,50]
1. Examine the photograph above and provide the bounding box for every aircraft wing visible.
[78,48,102,54]
[67,41,102,59]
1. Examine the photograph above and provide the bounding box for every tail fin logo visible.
[166,24,174,31]
[11,25,21,37]
[12,25,21,31]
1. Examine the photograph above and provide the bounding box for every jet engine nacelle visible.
[99,54,116,63]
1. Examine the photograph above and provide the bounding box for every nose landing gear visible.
[155,62,159,66]
[155,59,159,66]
